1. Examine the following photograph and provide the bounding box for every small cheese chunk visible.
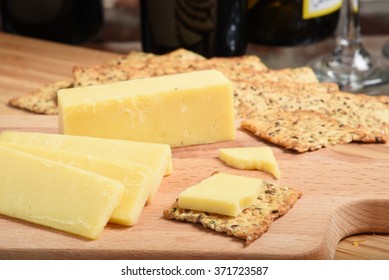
[218,147,281,179]
[0,142,152,226]
[0,131,171,203]
[0,146,124,239]
[57,70,236,147]
[178,173,262,217]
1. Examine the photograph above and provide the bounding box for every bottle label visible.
[303,0,342,19]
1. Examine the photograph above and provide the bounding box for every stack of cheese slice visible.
[0,131,172,239]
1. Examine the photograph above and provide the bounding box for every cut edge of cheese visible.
[178,172,263,217]
[0,145,125,239]
[0,142,152,226]
[218,146,281,179]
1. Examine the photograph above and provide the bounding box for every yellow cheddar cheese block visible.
[0,146,124,240]
[0,142,152,226]
[57,70,236,148]
[0,131,171,203]
[178,173,263,217]
[218,146,281,179]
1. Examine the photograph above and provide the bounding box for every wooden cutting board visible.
[0,115,388,260]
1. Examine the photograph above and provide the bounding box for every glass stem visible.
[334,0,372,72]
[342,0,360,44]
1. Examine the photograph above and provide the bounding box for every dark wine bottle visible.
[0,0,104,45]
[248,0,341,46]
[140,0,247,57]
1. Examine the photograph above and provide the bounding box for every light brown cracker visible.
[232,67,319,84]
[241,110,366,153]
[234,81,339,118]
[324,91,389,143]
[235,80,388,143]
[72,49,206,87]
[73,52,267,87]
[8,78,73,114]
[163,180,302,245]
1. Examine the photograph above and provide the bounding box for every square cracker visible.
[241,110,366,153]
[235,81,388,143]
[163,180,302,245]
[324,91,389,143]
[8,78,73,115]
[72,53,268,87]
[233,81,339,118]
[232,67,319,84]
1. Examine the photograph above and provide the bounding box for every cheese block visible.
[57,70,236,148]
[178,173,263,217]
[0,131,171,203]
[0,146,124,239]
[218,146,281,179]
[0,142,152,226]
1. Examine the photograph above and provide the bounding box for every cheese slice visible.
[0,131,171,203]
[57,70,236,148]
[178,173,263,217]
[0,142,152,226]
[218,147,281,179]
[0,146,124,239]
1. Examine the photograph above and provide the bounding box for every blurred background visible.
[92,0,389,53]
[0,0,388,54]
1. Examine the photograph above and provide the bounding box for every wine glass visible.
[309,0,389,92]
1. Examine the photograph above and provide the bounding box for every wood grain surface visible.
[0,32,388,260]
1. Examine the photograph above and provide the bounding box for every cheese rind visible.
[218,147,281,179]
[0,131,171,203]
[0,142,152,226]
[178,173,263,217]
[0,146,124,239]
[57,70,236,147]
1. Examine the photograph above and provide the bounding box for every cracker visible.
[103,50,156,67]
[8,78,73,114]
[241,110,366,153]
[73,52,268,87]
[232,67,319,84]
[324,91,389,143]
[235,80,388,143]
[163,180,302,245]
[234,81,339,118]
[72,49,206,87]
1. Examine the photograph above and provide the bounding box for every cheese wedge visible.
[0,142,152,226]
[57,70,236,148]
[218,147,281,179]
[178,173,263,217]
[0,131,171,203]
[0,146,124,239]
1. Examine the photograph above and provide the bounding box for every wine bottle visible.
[0,0,104,45]
[141,0,247,57]
[248,0,342,46]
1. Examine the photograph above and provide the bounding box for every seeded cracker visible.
[241,110,366,153]
[234,81,339,118]
[8,78,73,115]
[72,53,268,87]
[163,180,302,245]
[237,80,388,144]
